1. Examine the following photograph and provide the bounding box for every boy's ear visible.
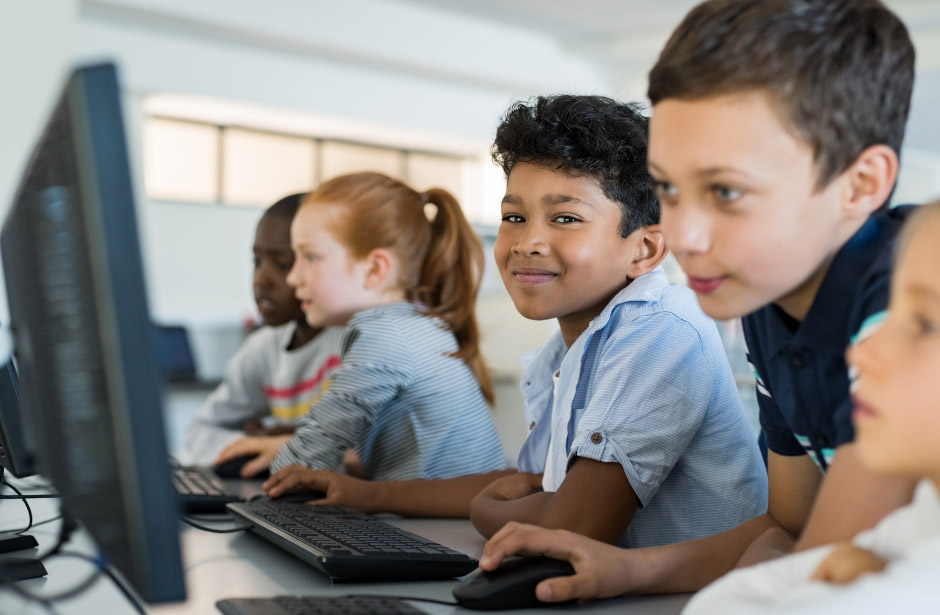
[843,144,899,218]
[361,248,396,290]
[625,224,667,279]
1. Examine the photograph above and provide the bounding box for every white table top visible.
[0,478,691,615]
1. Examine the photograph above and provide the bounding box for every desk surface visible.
[0,480,691,615]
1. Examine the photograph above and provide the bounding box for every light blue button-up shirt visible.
[517,268,767,548]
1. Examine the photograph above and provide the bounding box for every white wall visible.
[68,0,604,376]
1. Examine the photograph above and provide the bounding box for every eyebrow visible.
[501,193,593,207]
[648,160,754,180]
[905,283,940,305]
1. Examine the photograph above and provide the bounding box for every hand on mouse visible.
[478,521,637,603]
[215,434,292,478]
[264,465,377,512]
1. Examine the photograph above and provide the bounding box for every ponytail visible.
[413,188,493,406]
[307,172,494,406]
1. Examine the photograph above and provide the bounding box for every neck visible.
[288,317,320,350]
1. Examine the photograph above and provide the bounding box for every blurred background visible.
[2,0,939,458]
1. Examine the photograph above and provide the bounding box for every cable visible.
[0,480,32,534]
[0,550,104,603]
[0,494,60,499]
[179,515,252,533]
[101,564,146,615]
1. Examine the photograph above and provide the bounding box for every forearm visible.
[470,491,557,539]
[630,513,782,593]
[370,470,516,517]
[793,444,917,552]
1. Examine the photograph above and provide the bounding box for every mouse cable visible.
[179,515,253,533]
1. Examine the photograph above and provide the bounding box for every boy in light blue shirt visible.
[264,95,766,548]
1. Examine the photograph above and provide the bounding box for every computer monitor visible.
[0,360,36,479]
[0,63,185,603]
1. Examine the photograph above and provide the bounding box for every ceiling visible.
[402,0,940,156]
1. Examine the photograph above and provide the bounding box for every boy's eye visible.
[712,185,743,203]
[915,313,937,335]
[552,215,581,224]
[653,180,677,199]
[501,214,524,223]
[277,260,293,273]
[252,257,261,268]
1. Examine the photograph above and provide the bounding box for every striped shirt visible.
[517,268,768,548]
[185,322,344,465]
[271,302,508,480]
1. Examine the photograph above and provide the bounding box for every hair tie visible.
[421,192,438,222]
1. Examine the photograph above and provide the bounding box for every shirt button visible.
[529,421,536,430]
[590,432,603,445]
[791,353,806,368]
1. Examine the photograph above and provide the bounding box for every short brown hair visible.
[648,0,915,189]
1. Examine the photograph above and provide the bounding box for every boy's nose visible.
[512,225,550,256]
[663,206,711,257]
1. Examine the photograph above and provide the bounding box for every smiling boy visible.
[479,0,919,604]
[264,95,767,547]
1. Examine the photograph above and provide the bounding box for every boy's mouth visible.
[512,268,558,285]
[851,394,878,422]
[256,297,277,314]
[687,275,726,294]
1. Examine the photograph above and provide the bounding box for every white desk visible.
[0,480,691,615]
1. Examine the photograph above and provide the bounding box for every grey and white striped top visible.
[271,302,508,480]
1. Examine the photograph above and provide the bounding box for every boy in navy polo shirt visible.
[478,0,920,603]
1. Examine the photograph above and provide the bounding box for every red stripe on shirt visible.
[264,354,340,399]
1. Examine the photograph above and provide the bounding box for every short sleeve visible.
[568,311,712,506]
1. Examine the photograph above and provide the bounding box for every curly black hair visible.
[491,95,658,237]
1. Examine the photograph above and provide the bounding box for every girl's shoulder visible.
[344,302,453,350]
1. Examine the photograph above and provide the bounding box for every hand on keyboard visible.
[264,466,377,513]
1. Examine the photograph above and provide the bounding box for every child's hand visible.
[263,466,376,512]
[476,472,543,502]
[479,521,637,603]
[215,435,292,478]
[811,543,887,585]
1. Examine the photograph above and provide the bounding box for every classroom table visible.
[0,477,692,615]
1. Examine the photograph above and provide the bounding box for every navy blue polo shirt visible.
[742,206,914,472]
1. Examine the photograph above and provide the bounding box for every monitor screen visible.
[0,63,185,603]
[0,360,36,479]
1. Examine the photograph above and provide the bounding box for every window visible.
[141,117,489,221]
[222,129,316,207]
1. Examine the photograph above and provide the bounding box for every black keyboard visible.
[217,595,427,615]
[226,498,478,580]
[173,465,242,513]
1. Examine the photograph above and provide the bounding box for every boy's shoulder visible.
[596,267,716,343]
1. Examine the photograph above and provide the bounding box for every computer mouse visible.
[213,454,270,480]
[452,556,575,611]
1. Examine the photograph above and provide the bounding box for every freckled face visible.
[286,204,373,327]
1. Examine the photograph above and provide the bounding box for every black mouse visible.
[213,454,270,480]
[452,556,575,611]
